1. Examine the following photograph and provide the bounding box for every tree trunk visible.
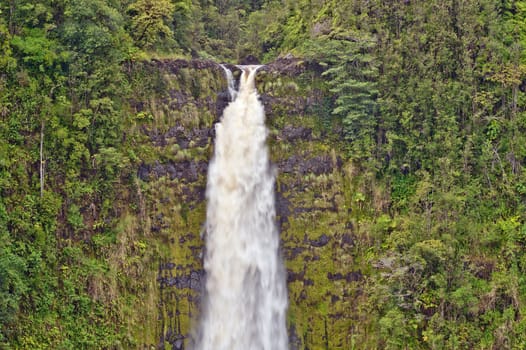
[40,120,45,198]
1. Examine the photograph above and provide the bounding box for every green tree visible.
[320,32,378,160]
[127,0,176,49]
[0,201,27,343]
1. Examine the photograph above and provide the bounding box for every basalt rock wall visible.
[123,57,362,349]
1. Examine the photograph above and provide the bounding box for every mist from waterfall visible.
[192,65,288,350]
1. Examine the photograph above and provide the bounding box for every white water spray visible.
[193,65,288,350]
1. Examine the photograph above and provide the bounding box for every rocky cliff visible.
[120,58,366,349]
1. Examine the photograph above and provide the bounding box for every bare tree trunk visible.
[40,120,45,198]
[9,0,16,35]
[512,83,518,118]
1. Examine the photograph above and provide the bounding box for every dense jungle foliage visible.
[1,0,526,349]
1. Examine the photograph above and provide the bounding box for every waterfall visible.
[219,64,237,101]
[193,65,288,350]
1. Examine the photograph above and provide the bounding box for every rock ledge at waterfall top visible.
[146,55,323,77]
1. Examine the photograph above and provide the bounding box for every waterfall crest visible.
[193,65,288,350]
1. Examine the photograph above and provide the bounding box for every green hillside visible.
[1,1,526,349]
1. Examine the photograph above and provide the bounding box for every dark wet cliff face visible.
[124,58,360,349]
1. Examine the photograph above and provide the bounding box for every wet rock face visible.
[219,55,308,76]
[149,58,219,73]
[146,126,211,149]
[260,95,310,116]
[275,189,292,227]
[158,269,204,291]
[132,59,357,349]
[279,154,335,176]
[261,55,313,76]
[138,160,207,183]
[280,125,313,142]
[216,91,231,119]
[166,90,189,110]
[327,271,362,282]
[308,233,330,247]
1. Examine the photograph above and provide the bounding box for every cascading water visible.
[219,64,237,101]
[192,65,288,350]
